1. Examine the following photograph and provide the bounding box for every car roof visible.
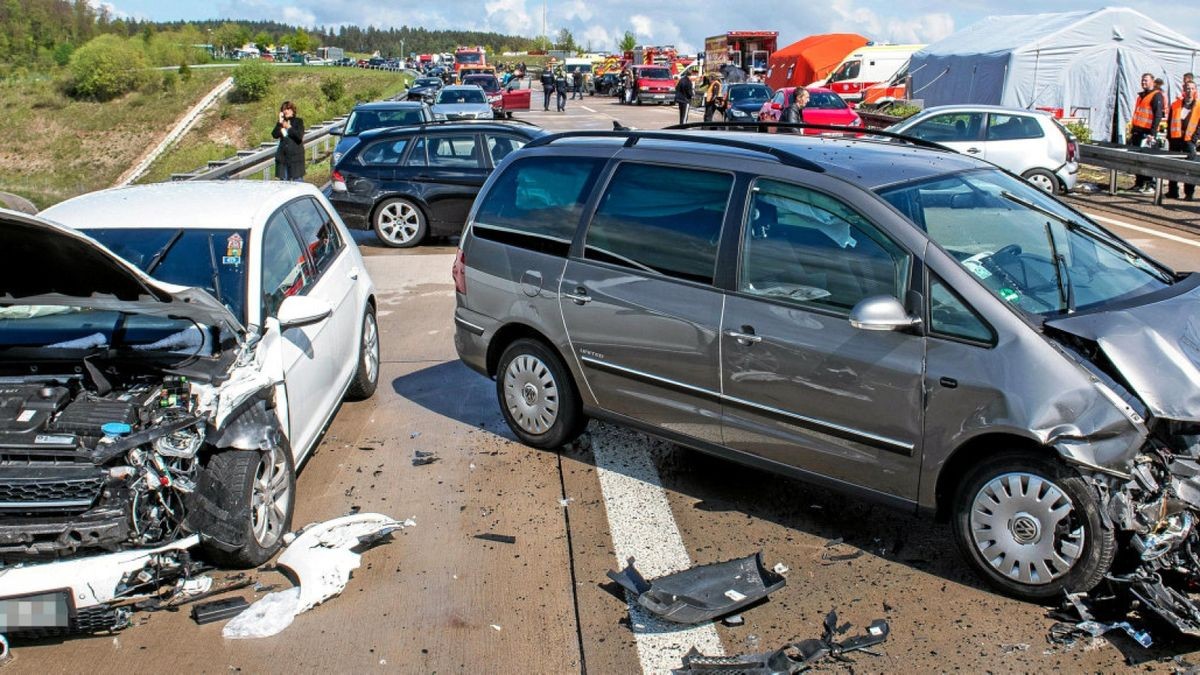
[441,84,484,91]
[353,100,427,110]
[41,181,323,231]
[912,104,1053,117]
[355,122,546,142]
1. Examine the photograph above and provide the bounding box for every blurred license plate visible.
[0,592,69,629]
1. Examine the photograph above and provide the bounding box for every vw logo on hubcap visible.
[1010,513,1041,544]
[522,383,539,406]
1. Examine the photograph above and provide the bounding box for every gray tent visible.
[909,8,1200,142]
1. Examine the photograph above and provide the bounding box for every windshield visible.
[877,170,1173,316]
[414,78,441,87]
[801,91,848,109]
[82,228,250,324]
[437,89,486,104]
[455,52,482,64]
[345,108,428,134]
[565,64,592,73]
[0,306,209,352]
[728,85,771,102]
[637,68,672,80]
[463,76,499,92]
[828,60,862,83]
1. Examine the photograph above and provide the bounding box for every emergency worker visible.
[1130,72,1166,193]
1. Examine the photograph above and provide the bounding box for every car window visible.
[929,275,994,344]
[261,211,314,320]
[986,114,1045,141]
[829,59,861,82]
[485,134,527,165]
[420,134,482,168]
[285,198,344,275]
[437,89,486,104]
[474,156,605,243]
[739,179,910,312]
[771,90,785,106]
[585,163,733,285]
[360,138,410,165]
[908,112,984,143]
[804,91,848,109]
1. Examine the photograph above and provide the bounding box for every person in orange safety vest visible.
[1130,72,1166,193]
[1166,80,1200,200]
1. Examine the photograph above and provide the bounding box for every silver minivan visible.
[453,129,1200,620]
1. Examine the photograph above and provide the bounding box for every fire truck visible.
[704,31,778,78]
[453,46,486,77]
[623,45,694,77]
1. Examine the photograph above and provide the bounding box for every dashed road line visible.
[581,106,597,113]
[591,426,723,674]
[1085,212,1200,249]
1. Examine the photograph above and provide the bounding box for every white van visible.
[811,44,924,103]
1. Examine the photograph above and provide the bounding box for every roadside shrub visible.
[320,76,345,102]
[66,34,150,101]
[161,70,178,92]
[52,42,75,67]
[361,86,382,102]
[887,103,922,119]
[178,62,192,82]
[1065,119,1092,144]
[232,60,272,102]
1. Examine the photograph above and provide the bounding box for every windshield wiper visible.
[206,234,224,306]
[1044,220,1075,313]
[145,229,185,275]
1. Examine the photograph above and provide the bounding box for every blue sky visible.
[99,1,1200,54]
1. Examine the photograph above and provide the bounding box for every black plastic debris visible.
[820,538,864,565]
[412,450,439,466]
[1049,590,1153,648]
[607,552,786,624]
[673,610,889,674]
[475,533,517,544]
[191,596,249,625]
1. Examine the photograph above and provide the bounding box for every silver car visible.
[888,105,1079,194]
[432,85,495,120]
[453,128,1200,621]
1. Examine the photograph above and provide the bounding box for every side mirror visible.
[277,295,332,329]
[329,128,343,136]
[849,296,920,332]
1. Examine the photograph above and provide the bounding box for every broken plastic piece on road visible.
[412,450,439,466]
[474,533,517,544]
[490,624,502,631]
[191,596,250,625]
[222,513,411,639]
[673,610,890,674]
[820,538,865,565]
[607,551,786,624]
[772,563,789,576]
[722,614,745,627]
[179,575,214,597]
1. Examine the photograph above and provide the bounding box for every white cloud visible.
[485,0,536,36]
[828,0,955,43]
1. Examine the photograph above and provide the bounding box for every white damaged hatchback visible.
[0,182,378,634]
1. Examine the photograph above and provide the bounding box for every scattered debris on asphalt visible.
[191,597,250,625]
[1049,591,1154,649]
[412,450,439,466]
[722,614,745,627]
[607,552,786,624]
[223,513,412,639]
[474,533,517,544]
[819,538,864,565]
[673,609,889,674]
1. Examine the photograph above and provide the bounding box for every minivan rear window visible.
[584,163,733,285]
[473,156,605,244]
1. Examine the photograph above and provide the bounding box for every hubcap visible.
[1027,173,1055,193]
[503,354,559,435]
[377,202,421,244]
[970,472,1083,585]
[362,313,379,384]
[251,446,291,547]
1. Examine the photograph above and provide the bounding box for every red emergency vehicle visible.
[704,31,778,78]
[453,46,486,76]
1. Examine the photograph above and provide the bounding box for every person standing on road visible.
[703,75,724,122]
[1167,80,1200,201]
[272,101,305,182]
[781,88,809,129]
[540,67,555,111]
[620,68,633,105]
[554,67,569,112]
[674,71,695,125]
[1130,72,1166,194]
[572,69,584,100]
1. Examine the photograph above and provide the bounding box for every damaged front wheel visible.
[199,445,296,568]
[952,453,1115,601]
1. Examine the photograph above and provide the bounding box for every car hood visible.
[1,209,244,336]
[433,103,491,114]
[1046,276,1200,422]
[636,78,675,88]
[730,100,768,113]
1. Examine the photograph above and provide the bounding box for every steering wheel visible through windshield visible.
[877,169,1173,316]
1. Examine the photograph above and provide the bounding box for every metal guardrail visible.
[1079,143,1200,205]
[171,115,348,182]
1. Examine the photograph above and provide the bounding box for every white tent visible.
[908,8,1200,142]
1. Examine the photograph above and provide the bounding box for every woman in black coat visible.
[272,101,305,181]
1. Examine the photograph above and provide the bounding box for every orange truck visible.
[704,31,778,78]
[453,46,486,77]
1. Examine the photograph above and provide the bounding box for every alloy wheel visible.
[362,312,380,385]
[250,445,291,547]
[377,202,421,245]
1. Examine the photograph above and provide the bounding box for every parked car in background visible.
[758,87,863,132]
[723,83,774,121]
[461,74,532,118]
[629,65,675,105]
[327,121,548,247]
[332,101,434,166]
[17,182,379,569]
[887,105,1078,193]
[453,126,1200,611]
[407,77,445,102]
[595,73,621,97]
[432,85,495,121]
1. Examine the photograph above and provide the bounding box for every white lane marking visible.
[1085,212,1200,249]
[581,106,597,113]
[592,426,724,673]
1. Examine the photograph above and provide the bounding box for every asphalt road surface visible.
[10,97,1200,674]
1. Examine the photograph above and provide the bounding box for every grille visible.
[0,475,103,511]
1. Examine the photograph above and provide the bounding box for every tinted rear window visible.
[584,163,733,285]
[473,156,605,244]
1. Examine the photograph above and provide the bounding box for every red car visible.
[758,86,862,133]
[630,65,676,105]
[461,74,531,118]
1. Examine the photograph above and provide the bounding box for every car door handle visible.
[562,287,592,305]
[348,266,360,280]
[966,147,981,154]
[725,327,762,345]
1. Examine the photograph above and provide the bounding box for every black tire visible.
[199,444,296,568]
[345,307,380,401]
[495,338,586,449]
[951,452,1114,602]
[372,197,427,248]
[1022,168,1061,195]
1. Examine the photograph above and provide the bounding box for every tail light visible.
[331,169,347,193]
[771,102,781,111]
[1067,137,1078,163]
[452,248,467,294]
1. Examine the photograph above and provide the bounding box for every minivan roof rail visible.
[522,130,826,172]
[666,121,951,152]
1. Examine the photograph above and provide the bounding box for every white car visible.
[4,182,378,571]
[431,84,495,120]
[888,105,1079,193]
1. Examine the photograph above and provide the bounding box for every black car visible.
[407,77,445,102]
[327,121,548,247]
[722,83,773,122]
[595,73,620,96]
[332,101,434,166]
